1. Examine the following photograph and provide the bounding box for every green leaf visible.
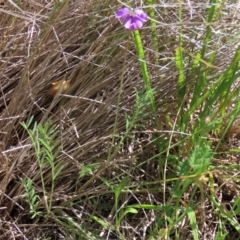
[39,138,52,153]
[191,52,201,72]
[233,196,240,215]
[176,47,185,99]
[117,207,138,225]
[128,204,162,210]
[90,215,113,229]
[80,163,99,177]
[189,145,212,174]
[53,162,64,179]
[181,47,220,69]
[177,160,191,177]
[186,207,199,240]
[53,147,62,159]
[115,176,129,200]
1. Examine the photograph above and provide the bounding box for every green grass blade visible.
[186,207,199,240]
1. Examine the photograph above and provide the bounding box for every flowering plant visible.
[115,7,148,31]
[115,6,156,116]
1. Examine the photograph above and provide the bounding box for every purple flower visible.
[115,7,148,31]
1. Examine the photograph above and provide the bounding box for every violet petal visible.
[124,16,144,31]
[134,8,148,23]
[116,7,130,19]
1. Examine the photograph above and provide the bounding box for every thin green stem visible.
[132,30,156,113]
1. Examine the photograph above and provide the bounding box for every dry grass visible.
[0,0,240,239]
